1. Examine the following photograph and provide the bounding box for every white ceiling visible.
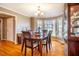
[0,3,64,17]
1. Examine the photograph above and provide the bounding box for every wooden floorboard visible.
[0,39,65,56]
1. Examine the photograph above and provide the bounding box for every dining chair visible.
[48,31,52,50]
[21,31,30,53]
[21,31,39,56]
[42,30,49,53]
[42,30,52,52]
[42,30,47,37]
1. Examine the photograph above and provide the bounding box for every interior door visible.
[7,17,15,42]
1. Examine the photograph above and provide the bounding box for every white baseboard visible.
[59,40,65,44]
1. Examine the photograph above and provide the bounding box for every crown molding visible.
[0,5,30,18]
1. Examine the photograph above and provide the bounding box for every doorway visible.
[0,13,16,43]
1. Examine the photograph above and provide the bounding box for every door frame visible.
[0,11,17,44]
[0,18,3,40]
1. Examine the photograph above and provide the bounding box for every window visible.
[36,16,67,40]
[63,20,68,39]
[36,19,54,36]
[57,17,63,38]
[44,20,53,31]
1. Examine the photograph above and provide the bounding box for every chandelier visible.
[35,6,44,17]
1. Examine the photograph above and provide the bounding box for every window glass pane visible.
[36,19,43,31]
[52,19,56,36]
[44,20,53,32]
[64,20,68,39]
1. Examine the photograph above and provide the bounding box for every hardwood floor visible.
[0,39,65,56]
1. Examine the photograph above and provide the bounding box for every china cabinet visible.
[68,3,79,56]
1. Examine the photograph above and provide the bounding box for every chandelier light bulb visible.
[35,6,44,17]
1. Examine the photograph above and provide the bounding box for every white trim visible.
[15,17,17,44]
[0,11,17,44]
[58,39,65,44]
[0,5,28,17]
[0,18,3,40]
[0,11,16,17]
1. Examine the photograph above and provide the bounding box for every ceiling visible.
[0,3,65,17]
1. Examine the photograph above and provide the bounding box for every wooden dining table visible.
[22,32,48,56]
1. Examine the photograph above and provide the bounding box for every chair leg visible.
[49,39,51,50]
[49,42,51,50]
[38,44,40,51]
[31,49,33,56]
[24,46,26,56]
[24,41,26,56]
[21,39,25,52]
[46,42,48,53]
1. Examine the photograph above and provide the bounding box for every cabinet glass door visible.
[70,5,79,37]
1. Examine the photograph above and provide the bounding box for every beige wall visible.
[30,17,36,31]
[0,7,31,33]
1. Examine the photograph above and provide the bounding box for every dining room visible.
[0,3,67,56]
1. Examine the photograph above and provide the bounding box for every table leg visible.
[39,40,42,56]
[21,39,25,52]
